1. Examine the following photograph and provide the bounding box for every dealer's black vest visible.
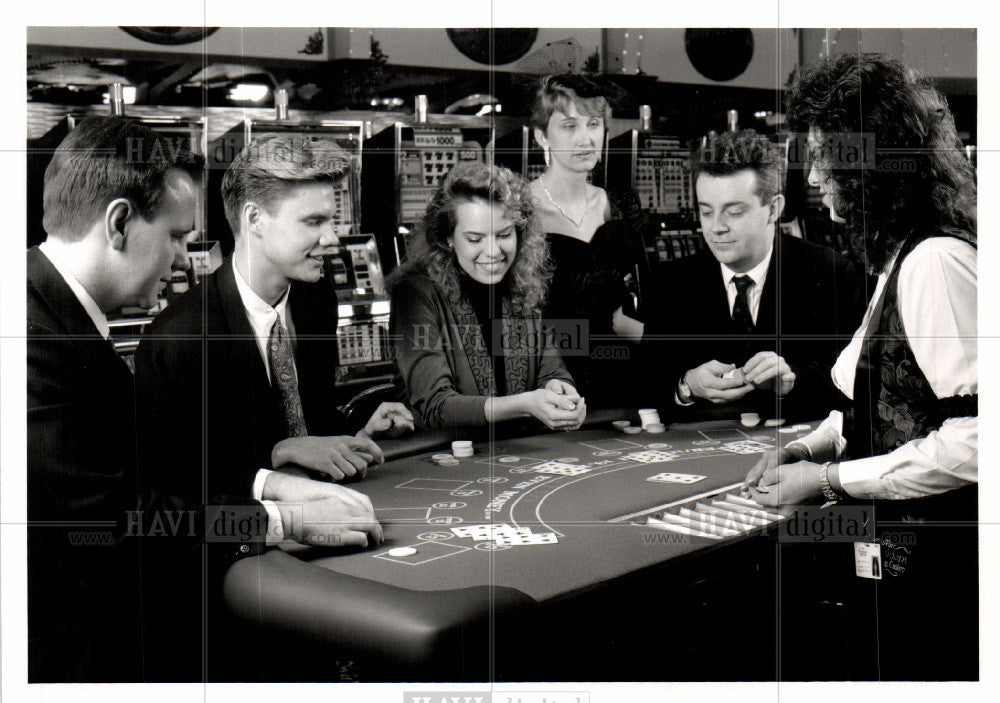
[841,232,977,519]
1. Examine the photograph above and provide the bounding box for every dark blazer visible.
[135,256,351,497]
[26,246,143,682]
[641,234,867,420]
[391,269,575,430]
[134,257,351,680]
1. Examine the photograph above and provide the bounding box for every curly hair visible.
[690,128,784,203]
[389,162,551,317]
[786,53,976,273]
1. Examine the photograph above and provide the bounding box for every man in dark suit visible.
[134,134,411,679]
[27,117,383,683]
[26,116,202,681]
[642,130,864,420]
[136,133,413,503]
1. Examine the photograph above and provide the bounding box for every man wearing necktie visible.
[641,129,865,420]
[134,133,412,680]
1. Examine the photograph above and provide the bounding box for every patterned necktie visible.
[731,274,755,335]
[267,317,308,437]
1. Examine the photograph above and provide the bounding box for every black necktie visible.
[731,275,755,335]
[267,318,308,438]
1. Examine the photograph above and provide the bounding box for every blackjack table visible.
[223,413,818,682]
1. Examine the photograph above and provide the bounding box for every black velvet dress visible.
[540,189,647,408]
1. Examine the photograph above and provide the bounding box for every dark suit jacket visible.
[134,258,352,680]
[641,234,867,420]
[26,246,143,682]
[136,256,351,495]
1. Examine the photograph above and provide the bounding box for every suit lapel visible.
[289,278,341,433]
[704,255,734,330]
[27,247,131,378]
[214,258,273,399]
[755,245,779,335]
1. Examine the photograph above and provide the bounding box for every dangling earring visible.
[543,146,550,168]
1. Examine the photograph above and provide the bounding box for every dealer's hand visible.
[361,402,415,437]
[748,460,825,507]
[684,361,755,403]
[741,351,795,396]
[742,443,811,492]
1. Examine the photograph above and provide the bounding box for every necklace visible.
[540,180,592,229]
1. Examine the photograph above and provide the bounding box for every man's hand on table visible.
[271,434,385,481]
[276,494,383,548]
[741,351,796,396]
[684,361,755,404]
[262,469,373,504]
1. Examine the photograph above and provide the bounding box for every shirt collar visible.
[720,240,774,288]
[232,257,291,322]
[38,241,111,340]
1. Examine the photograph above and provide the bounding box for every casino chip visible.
[387,547,417,557]
[436,458,460,466]
[556,457,580,463]
[764,418,786,427]
[778,426,798,434]
[498,456,520,463]
[431,454,453,461]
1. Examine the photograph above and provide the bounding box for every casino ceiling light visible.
[228,83,270,103]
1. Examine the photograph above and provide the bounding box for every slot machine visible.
[361,115,501,270]
[607,107,701,268]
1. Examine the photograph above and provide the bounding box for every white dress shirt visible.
[38,241,111,340]
[675,245,775,406]
[720,242,773,325]
[792,237,977,500]
[231,257,297,383]
[232,259,299,544]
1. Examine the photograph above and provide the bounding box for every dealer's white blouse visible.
[792,236,977,500]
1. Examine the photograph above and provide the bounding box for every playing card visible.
[719,440,773,455]
[492,531,558,546]
[450,524,532,541]
[623,450,678,464]
[647,472,708,484]
[532,461,593,476]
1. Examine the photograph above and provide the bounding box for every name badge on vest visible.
[854,542,883,580]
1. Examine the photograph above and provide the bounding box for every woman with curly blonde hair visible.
[389,162,586,430]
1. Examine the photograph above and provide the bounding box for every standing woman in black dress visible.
[528,74,647,408]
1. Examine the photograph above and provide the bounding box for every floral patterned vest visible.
[843,233,978,462]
